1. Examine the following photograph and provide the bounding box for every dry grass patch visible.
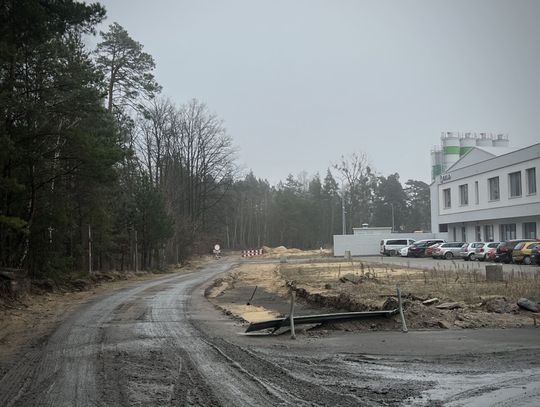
[212,259,540,331]
[279,260,540,306]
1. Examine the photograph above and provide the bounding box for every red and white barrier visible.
[242,249,263,257]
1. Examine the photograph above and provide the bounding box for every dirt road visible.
[1,258,540,406]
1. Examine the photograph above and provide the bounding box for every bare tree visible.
[333,152,374,231]
[134,98,237,260]
[136,98,177,187]
[175,99,237,224]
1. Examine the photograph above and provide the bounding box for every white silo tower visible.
[431,147,443,180]
[442,132,460,171]
[476,133,492,147]
[492,134,509,147]
[459,133,476,156]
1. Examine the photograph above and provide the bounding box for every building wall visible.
[333,232,445,256]
[446,216,538,242]
[437,157,540,217]
[431,143,540,241]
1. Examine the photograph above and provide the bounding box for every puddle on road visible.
[412,372,540,407]
[341,357,540,406]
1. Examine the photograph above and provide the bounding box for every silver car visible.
[460,242,485,261]
[475,242,501,261]
[432,242,467,259]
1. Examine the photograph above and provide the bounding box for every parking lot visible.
[357,255,540,273]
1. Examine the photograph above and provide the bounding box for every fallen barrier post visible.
[245,309,399,333]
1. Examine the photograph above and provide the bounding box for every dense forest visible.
[0,1,430,278]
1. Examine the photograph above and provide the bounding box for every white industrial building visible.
[430,142,539,242]
[333,226,438,256]
[333,134,538,257]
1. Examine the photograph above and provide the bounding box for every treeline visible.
[0,1,430,279]
[223,161,430,250]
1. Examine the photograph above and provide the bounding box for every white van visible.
[380,238,416,256]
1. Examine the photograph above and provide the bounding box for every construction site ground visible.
[1,250,539,406]
[208,248,540,332]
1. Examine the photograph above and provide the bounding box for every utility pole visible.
[391,203,395,232]
[134,229,138,272]
[88,224,92,274]
[341,194,346,235]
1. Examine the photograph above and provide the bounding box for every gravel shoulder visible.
[0,270,183,379]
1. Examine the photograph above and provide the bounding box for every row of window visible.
[447,222,537,242]
[497,222,537,241]
[443,167,536,208]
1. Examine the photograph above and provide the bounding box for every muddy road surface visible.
[1,259,540,406]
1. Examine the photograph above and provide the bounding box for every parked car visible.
[475,242,500,262]
[531,248,540,266]
[495,239,537,264]
[425,243,442,257]
[512,242,540,265]
[460,242,484,261]
[380,238,416,256]
[400,246,410,257]
[432,242,466,259]
[407,239,446,257]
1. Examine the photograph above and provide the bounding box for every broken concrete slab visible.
[517,298,540,312]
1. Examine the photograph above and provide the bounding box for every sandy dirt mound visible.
[205,264,292,323]
[261,246,332,259]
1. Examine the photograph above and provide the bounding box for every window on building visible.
[459,184,468,206]
[439,224,448,233]
[526,168,536,195]
[453,227,457,241]
[461,226,466,242]
[488,177,499,201]
[475,225,481,241]
[500,224,516,241]
[523,222,537,239]
[509,171,522,198]
[484,225,494,241]
[443,188,451,208]
[475,181,479,204]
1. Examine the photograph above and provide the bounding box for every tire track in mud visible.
[195,335,367,406]
[2,260,277,406]
[0,270,221,407]
[93,266,232,406]
[138,267,280,406]
[99,259,361,406]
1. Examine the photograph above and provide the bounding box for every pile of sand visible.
[261,246,309,257]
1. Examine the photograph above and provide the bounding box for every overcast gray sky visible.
[93,0,540,185]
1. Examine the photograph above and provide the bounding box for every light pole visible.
[341,193,346,235]
[390,203,395,232]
